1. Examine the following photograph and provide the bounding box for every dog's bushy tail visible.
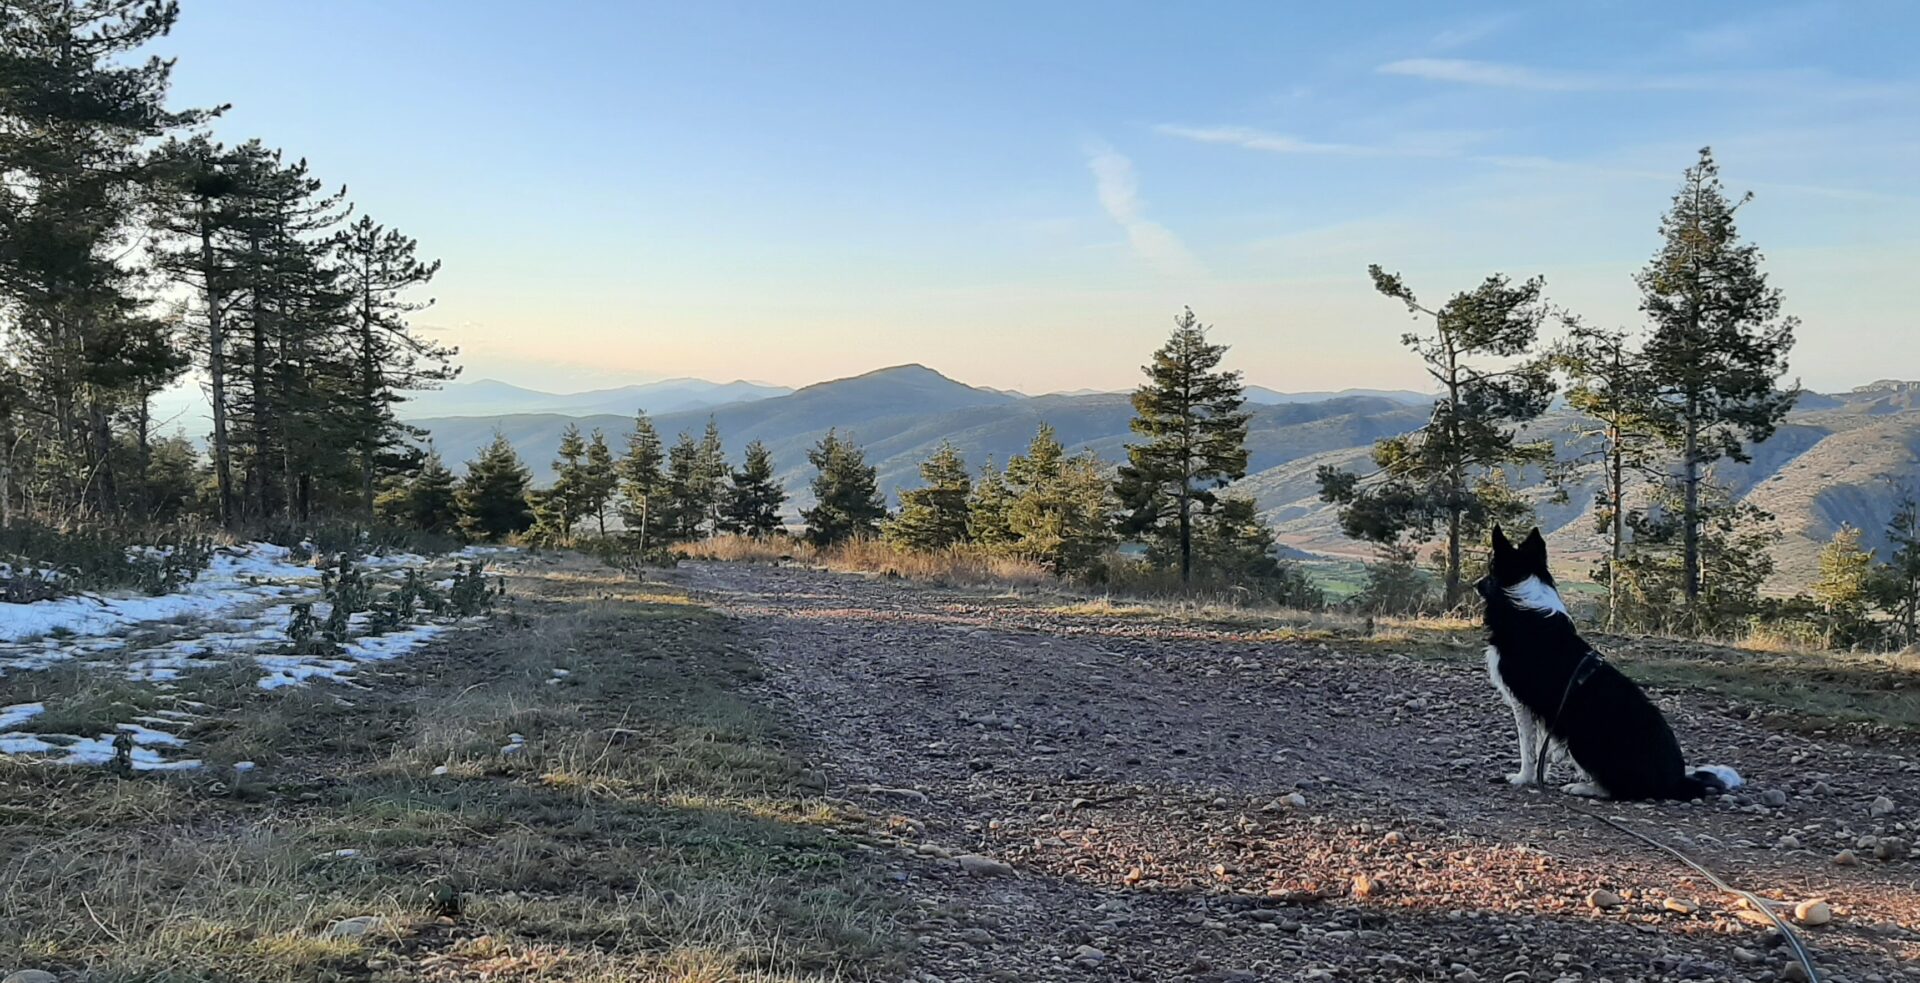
[1676,764,1743,798]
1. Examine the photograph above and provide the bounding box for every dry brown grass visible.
[678,534,1054,589]
[0,559,905,982]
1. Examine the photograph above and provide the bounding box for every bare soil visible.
[672,560,1920,983]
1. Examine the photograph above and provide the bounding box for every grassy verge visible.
[1039,591,1920,737]
[0,559,904,982]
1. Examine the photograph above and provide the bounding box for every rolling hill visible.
[397,377,792,418]
[413,367,1920,591]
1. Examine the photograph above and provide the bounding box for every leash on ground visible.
[1561,799,1821,983]
[1531,652,1821,981]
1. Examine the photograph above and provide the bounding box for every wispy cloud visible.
[1429,13,1520,51]
[1156,123,1916,204]
[1155,124,1483,162]
[1153,125,1387,158]
[1084,142,1203,278]
[1375,57,1909,102]
[1376,58,1627,92]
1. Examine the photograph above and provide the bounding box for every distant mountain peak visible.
[863,363,947,379]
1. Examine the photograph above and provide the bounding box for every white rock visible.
[1870,795,1897,817]
[1793,899,1832,926]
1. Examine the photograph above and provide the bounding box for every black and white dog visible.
[1479,526,1741,800]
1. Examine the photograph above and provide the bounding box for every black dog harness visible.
[1532,649,1604,786]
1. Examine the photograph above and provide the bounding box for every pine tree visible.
[1637,148,1798,624]
[376,451,459,533]
[1870,488,1920,649]
[1354,544,1437,616]
[456,433,534,540]
[334,215,455,517]
[1812,524,1875,648]
[801,430,885,547]
[885,442,971,551]
[695,417,728,532]
[0,0,211,516]
[1554,320,1663,629]
[224,145,353,523]
[1003,425,1113,576]
[967,458,1014,547]
[1115,308,1251,584]
[148,136,249,526]
[582,429,617,537]
[532,424,590,544]
[1318,267,1556,607]
[720,439,785,537]
[663,432,706,542]
[1606,481,1777,637]
[616,411,668,550]
[1183,497,1324,608]
[123,431,206,523]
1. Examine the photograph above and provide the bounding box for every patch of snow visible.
[0,702,44,729]
[0,542,318,644]
[0,542,507,772]
[2,730,201,770]
[117,722,185,746]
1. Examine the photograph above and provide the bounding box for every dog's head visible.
[1477,526,1565,617]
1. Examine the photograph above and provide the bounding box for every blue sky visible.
[162,1,1920,394]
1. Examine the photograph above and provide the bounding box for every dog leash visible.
[1561,800,1822,983]
[1523,653,1820,979]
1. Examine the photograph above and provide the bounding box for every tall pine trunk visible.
[357,274,379,519]
[1607,432,1624,631]
[247,320,271,520]
[1177,489,1191,584]
[1443,349,1463,608]
[87,398,118,515]
[200,216,235,527]
[1681,415,1702,624]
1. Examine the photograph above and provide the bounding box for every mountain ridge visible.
[410,364,1920,591]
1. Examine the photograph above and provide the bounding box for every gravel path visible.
[675,561,1920,983]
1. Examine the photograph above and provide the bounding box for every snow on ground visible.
[0,543,509,771]
[0,702,43,729]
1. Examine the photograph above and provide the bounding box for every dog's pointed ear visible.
[1520,527,1548,564]
[1490,526,1512,553]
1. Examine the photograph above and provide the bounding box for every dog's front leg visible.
[1506,704,1544,786]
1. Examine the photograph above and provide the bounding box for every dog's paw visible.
[1561,781,1608,798]
[1506,772,1543,787]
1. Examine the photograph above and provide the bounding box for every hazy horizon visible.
[160,1,1920,395]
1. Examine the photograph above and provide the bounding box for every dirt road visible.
[676,561,1920,983]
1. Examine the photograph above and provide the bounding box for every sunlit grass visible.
[0,557,905,981]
